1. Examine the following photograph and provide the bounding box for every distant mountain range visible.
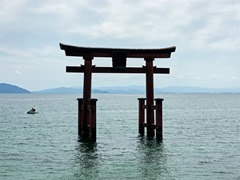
[1,83,240,94]
[158,86,240,93]
[33,87,108,94]
[0,83,30,93]
[33,85,240,94]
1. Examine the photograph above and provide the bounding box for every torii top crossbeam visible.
[60,43,176,59]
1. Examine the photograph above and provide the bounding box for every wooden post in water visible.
[155,98,164,139]
[138,98,146,136]
[77,98,83,136]
[90,99,98,141]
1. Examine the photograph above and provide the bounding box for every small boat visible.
[27,108,38,114]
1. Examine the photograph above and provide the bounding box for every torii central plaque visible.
[60,43,176,141]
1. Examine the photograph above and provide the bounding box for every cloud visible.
[60,0,191,42]
[0,0,240,90]
[189,1,240,51]
[0,0,26,23]
[15,70,21,75]
[231,76,238,80]
[1,0,239,49]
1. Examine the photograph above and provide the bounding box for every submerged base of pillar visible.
[77,98,98,142]
[147,129,155,138]
[138,98,164,139]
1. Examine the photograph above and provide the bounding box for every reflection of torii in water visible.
[60,43,176,141]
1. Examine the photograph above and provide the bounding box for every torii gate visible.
[60,43,176,141]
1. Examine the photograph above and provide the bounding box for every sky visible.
[0,0,239,91]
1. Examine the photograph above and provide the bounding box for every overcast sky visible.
[0,0,239,91]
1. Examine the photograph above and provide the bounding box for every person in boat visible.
[31,108,36,112]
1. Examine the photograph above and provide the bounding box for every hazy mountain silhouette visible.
[1,83,239,94]
[33,85,240,94]
[0,83,30,93]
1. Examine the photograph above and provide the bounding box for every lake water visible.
[0,93,239,180]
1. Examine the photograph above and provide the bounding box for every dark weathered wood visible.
[155,98,164,140]
[66,66,170,74]
[60,43,176,59]
[142,123,156,129]
[90,99,98,141]
[81,57,93,138]
[145,58,155,137]
[138,98,146,136]
[77,98,83,136]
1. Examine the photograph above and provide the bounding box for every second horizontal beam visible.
[66,66,170,74]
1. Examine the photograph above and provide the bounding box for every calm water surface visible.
[0,93,239,180]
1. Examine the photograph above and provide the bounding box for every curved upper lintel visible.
[59,43,176,59]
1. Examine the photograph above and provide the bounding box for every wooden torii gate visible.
[60,43,176,141]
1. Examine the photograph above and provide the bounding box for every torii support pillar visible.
[145,57,155,137]
[81,56,93,138]
[77,56,98,140]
